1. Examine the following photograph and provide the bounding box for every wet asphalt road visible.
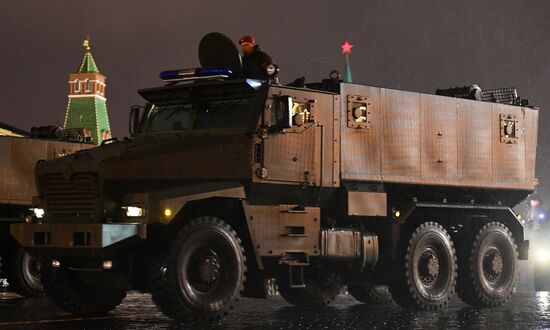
[2,291,550,329]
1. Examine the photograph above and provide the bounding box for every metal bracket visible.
[255,167,268,179]
[288,265,305,288]
[500,113,519,144]
[347,95,372,129]
[279,253,309,288]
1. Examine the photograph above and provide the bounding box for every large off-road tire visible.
[348,282,393,305]
[41,264,126,315]
[457,222,517,306]
[5,245,43,297]
[390,221,457,310]
[151,217,246,321]
[277,269,342,307]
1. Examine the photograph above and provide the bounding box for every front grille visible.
[40,173,96,217]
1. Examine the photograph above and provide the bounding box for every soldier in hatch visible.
[239,35,274,80]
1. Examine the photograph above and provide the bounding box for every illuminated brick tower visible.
[64,38,111,145]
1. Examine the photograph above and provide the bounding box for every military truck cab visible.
[11,33,537,320]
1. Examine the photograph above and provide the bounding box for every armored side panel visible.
[420,94,458,183]
[244,204,320,257]
[252,86,339,187]
[456,99,492,184]
[339,83,538,191]
[340,85,382,182]
[0,137,91,205]
[380,89,421,182]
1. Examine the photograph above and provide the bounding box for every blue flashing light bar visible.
[160,67,233,81]
[195,67,233,77]
[159,68,195,81]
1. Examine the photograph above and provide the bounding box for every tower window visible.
[85,80,91,92]
[74,80,80,92]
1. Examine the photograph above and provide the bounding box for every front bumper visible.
[10,222,147,257]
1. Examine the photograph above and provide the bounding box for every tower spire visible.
[78,36,99,73]
[64,38,111,145]
[341,41,353,83]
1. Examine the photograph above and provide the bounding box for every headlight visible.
[123,206,145,218]
[537,249,550,263]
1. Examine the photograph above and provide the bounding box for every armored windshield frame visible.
[137,80,268,135]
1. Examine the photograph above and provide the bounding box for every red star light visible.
[341,41,353,54]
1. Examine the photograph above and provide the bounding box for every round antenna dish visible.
[199,32,242,79]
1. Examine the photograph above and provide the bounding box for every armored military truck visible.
[11,33,537,319]
[0,133,90,297]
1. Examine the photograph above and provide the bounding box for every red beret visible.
[239,35,255,45]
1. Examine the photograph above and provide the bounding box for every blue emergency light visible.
[160,67,233,82]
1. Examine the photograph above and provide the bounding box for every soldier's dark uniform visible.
[241,45,272,79]
[239,35,273,80]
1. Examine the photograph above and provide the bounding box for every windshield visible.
[141,97,256,133]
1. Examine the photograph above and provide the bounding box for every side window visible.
[143,104,193,132]
[270,95,313,129]
[74,80,80,92]
[291,101,311,126]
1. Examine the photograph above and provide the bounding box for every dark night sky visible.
[2,1,550,200]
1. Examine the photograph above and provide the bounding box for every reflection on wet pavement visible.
[2,292,550,329]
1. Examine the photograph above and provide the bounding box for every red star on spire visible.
[341,41,353,54]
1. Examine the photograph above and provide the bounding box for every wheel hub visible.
[188,248,222,293]
[418,247,439,287]
[483,246,503,283]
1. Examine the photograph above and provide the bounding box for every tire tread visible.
[151,216,246,321]
[457,221,517,307]
[390,221,457,310]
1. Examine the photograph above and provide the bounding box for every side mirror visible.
[273,95,293,130]
[129,105,144,137]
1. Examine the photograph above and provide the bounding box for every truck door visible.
[257,92,322,186]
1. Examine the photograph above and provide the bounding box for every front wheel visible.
[5,246,43,297]
[457,222,517,306]
[151,217,246,321]
[390,221,457,310]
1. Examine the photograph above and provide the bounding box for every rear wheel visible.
[457,222,517,306]
[390,221,457,310]
[277,269,342,307]
[151,217,246,321]
[41,264,126,315]
[5,246,43,297]
[348,282,393,305]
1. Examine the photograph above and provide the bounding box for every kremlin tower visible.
[64,38,111,145]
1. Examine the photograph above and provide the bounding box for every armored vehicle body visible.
[12,33,538,319]
[0,135,90,296]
